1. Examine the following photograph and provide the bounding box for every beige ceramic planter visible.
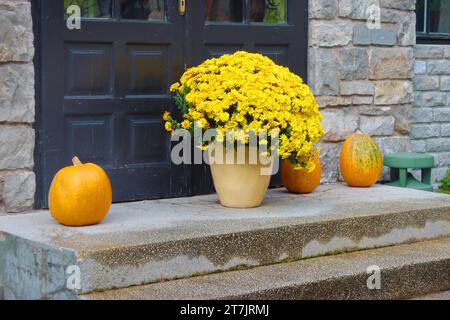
[208,144,273,208]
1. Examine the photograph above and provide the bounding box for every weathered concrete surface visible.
[0,184,449,299]
[412,290,450,300]
[83,238,450,300]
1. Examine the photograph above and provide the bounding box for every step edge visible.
[75,207,450,293]
[3,206,450,299]
[80,238,450,300]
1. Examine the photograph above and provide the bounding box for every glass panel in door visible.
[250,0,287,24]
[120,0,166,21]
[205,0,244,22]
[64,0,113,18]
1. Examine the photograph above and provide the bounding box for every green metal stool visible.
[383,152,435,192]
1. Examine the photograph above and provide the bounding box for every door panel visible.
[64,43,114,96]
[126,45,169,95]
[36,0,308,207]
[65,115,114,166]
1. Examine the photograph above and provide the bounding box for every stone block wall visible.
[412,44,450,187]
[0,0,35,213]
[308,0,416,182]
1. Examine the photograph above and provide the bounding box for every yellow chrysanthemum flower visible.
[181,120,191,129]
[165,51,325,168]
[164,121,173,132]
[169,83,180,93]
[197,145,209,151]
[162,111,171,121]
[219,112,230,122]
[196,118,209,129]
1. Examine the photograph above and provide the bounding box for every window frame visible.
[204,0,289,26]
[63,0,169,23]
[416,0,450,44]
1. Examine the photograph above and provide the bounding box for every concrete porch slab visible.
[0,184,449,299]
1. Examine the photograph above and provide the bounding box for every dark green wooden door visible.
[35,0,308,208]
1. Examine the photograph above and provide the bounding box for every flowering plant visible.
[438,166,450,194]
[163,51,324,169]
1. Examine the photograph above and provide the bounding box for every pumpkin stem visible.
[72,156,83,166]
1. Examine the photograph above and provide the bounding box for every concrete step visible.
[82,238,450,300]
[412,290,450,300]
[1,184,449,299]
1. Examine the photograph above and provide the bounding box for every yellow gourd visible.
[340,132,383,187]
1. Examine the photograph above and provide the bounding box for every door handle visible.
[179,0,186,16]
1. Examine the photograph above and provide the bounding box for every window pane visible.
[121,0,166,21]
[64,0,112,18]
[416,0,425,32]
[429,0,450,33]
[251,0,287,24]
[205,0,244,23]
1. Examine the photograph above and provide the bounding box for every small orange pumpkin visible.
[340,132,383,187]
[49,157,112,226]
[281,155,322,194]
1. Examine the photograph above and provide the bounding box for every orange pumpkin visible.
[340,132,383,187]
[49,157,112,226]
[281,156,322,194]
